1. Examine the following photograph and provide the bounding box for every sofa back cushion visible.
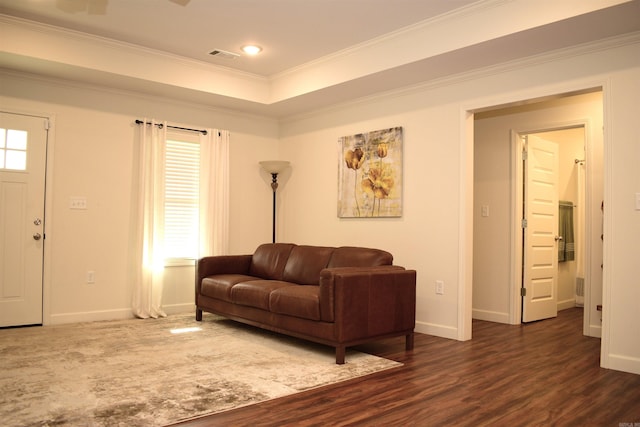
[283,245,335,285]
[249,243,295,280]
[327,246,393,268]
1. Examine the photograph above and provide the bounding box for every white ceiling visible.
[0,0,480,76]
[1,0,640,118]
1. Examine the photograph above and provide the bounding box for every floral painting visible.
[338,127,403,218]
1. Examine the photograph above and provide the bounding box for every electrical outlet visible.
[87,271,95,284]
[435,280,444,295]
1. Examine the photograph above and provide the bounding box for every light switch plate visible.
[70,196,87,210]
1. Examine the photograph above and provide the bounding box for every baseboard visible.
[606,353,640,375]
[588,323,602,338]
[415,320,458,340]
[47,304,196,325]
[48,308,133,325]
[472,308,510,324]
[163,303,196,315]
[557,299,577,311]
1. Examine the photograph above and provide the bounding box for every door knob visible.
[34,218,42,226]
[33,233,42,241]
[555,235,563,241]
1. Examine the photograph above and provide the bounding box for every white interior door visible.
[0,112,48,327]
[522,134,559,322]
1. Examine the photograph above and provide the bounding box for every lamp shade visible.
[260,160,290,174]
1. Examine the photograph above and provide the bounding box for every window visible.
[0,128,28,170]
[164,131,200,263]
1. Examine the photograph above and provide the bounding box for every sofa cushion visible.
[327,246,393,268]
[282,245,334,285]
[270,285,321,321]
[201,274,259,302]
[230,280,294,310]
[249,243,295,280]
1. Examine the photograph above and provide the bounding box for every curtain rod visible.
[135,119,207,135]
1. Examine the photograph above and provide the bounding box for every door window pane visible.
[6,150,27,170]
[0,128,28,171]
[7,129,27,150]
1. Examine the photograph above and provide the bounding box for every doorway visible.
[0,111,49,327]
[471,90,603,336]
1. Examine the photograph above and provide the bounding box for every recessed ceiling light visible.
[241,45,262,55]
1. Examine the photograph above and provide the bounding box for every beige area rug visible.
[0,313,401,426]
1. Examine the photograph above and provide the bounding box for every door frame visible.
[510,121,593,330]
[459,81,609,350]
[1,107,55,326]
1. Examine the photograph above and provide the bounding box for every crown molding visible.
[268,0,633,103]
[0,66,279,127]
[280,31,640,124]
[2,0,637,119]
[0,14,271,104]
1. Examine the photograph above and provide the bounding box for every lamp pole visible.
[259,160,290,244]
[269,172,279,243]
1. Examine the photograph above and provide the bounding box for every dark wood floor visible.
[172,308,640,426]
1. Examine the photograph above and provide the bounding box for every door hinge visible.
[522,150,528,161]
[521,287,527,297]
[521,218,527,228]
[44,119,51,130]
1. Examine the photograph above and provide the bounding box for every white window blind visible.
[164,137,200,260]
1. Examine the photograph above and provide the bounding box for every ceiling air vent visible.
[209,49,240,60]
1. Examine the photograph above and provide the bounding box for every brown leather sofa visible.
[196,243,417,364]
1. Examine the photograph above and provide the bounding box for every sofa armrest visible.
[319,266,416,340]
[196,254,253,294]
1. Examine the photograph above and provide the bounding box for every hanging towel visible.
[558,201,575,262]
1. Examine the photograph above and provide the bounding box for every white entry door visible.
[522,134,559,322]
[0,112,48,327]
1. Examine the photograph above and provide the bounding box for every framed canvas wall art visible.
[338,127,403,218]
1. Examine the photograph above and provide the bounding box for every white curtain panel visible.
[132,119,167,319]
[199,129,230,257]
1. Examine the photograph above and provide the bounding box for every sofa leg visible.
[196,308,202,321]
[335,346,346,364]
[406,332,414,351]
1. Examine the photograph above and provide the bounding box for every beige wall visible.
[278,40,639,373]
[1,74,280,322]
[279,95,463,336]
[604,65,640,374]
[1,37,638,374]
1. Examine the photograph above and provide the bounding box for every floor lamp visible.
[259,160,290,243]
